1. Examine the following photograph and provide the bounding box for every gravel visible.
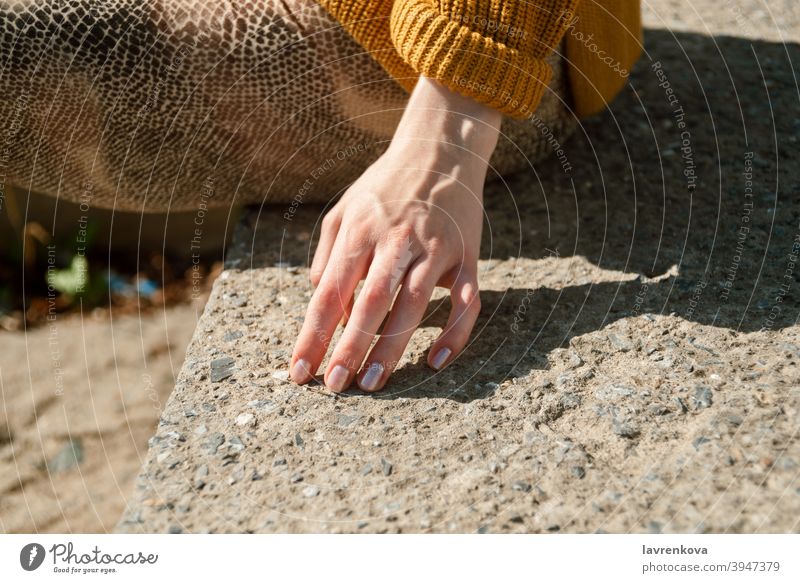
[209,357,235,382]
[693,386,714,409]
[612,419,641,439]
[302,486,320,498]
[235,413,255,427]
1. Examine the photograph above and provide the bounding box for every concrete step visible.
[115,205,799,533]
[116,15,800,531]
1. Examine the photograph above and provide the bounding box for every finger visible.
[357,259,439,392]
[324,239,416,392]
[309,211,341,287]
[290,236,369,384]
[340,293,355,327]
[427,266,481,371]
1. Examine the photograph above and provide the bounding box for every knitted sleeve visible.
[389,0,580,117]
[316,0,580,118]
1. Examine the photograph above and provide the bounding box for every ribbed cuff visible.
[390,0,553,118]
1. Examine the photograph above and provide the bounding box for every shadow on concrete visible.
[237,29,800,400]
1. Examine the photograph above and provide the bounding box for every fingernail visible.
[291,358,312,383]
[359,362,384,392]
[431,347,452,370]
[327,364,350,392]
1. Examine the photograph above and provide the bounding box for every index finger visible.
[290,238,369,383]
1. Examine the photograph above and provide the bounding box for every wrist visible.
[391,76,502,162]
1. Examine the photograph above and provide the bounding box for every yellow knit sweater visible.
[317,0,642,118]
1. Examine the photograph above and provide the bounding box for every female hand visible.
[289,77,502,392]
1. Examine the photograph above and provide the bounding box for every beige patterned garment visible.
[0,0,575,212]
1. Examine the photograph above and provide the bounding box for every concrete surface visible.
[116,1,800,533]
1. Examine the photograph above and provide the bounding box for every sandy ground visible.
[0,305,199,533]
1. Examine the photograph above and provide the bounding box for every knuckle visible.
[467,294,482,315]
[362,283,392,305]
[389,224,415,244]
[424,236,448,260]
[404,283,430,308]
[309,267,324,284]
[345,224,372,250]
[321,211,338,230]
[315,285,344,308]
[460,283,481,313]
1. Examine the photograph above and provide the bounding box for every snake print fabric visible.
[0,0,575,212]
